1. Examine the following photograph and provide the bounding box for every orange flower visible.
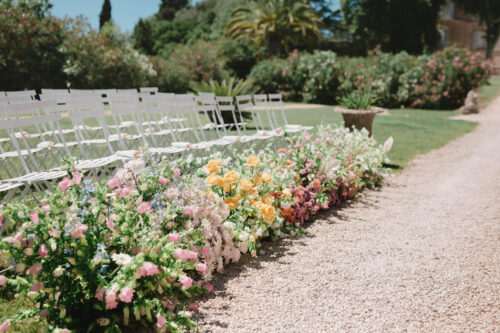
[246,155,260,167]
[206,159,222,174]
[262,194,274,205]
[223,170,240,192]
[224,195,241,209]
[259,204,276,225]
[282,188,292,198]
[239,179,256,194]
[260,172,272,184]
[207,174,223,187]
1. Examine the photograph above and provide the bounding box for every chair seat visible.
[0,182,23,193]
[75,155,122,170]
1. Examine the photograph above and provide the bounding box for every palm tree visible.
[226,0,321,56]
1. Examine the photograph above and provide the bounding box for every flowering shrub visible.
[0,127,391,332]
[398,47,491,109]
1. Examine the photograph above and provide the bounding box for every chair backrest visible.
[116,88,138,95]
[40,89,70,104]
[253,94,268,105]
[5,90,36,104]
[0,113,66,178]
[268,93,283,104]
[139,87,159,95]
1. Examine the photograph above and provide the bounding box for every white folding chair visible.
[5,90,36,104]
[236,95,277,140]
[267,93,313,132]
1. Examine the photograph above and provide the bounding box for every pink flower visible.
[188,303,200,312]
[58,177,72,192]
[38,244,48,258]
[201,247,210,256]
[156,314,166,329]
[95,288,105,301]
[196,262,208,275]
[183,206,194,217]
[137,202,152,214]
[203,282,214,293]
[168,233,180,243]
[159,177,169,185]
[27,263,42,276]
[118,186,132,198]
[0,320,10,333]
[137,262,160,278]
[105,289,118,310]
[72,172,82,185]
[30,212,39,224]
[0,275,7,287]
[31,282,43,292]
[106,218,115,231]
[107,177,121,190]
[179,275,193,289]
[173,168,181,177]
[174,249,198,261]
[119,287,134,303]
[70,223,88,239]
[0,213,3,228]
[42,204,50,213]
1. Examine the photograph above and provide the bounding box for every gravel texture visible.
[196,99,500,333]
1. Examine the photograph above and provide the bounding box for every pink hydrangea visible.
[30,212,39,224]
[106,218,115,231]
[72,172,82,185]
[31,282,43,292]
[168,233,180,243]
[107,177,121,190]
[118,186,132,198]
[119,287,134,303]
[156,314,166,329]
[137,262,160,278]
[58,177,72,192]
[179,275,193,289]
[0,320,10,333]
[27,263,42,276]
[183,206,194,217]
[70,223,88,239]
[105,289,118,310]
[95,288,105,301]
[137,202,152,214]
[196,262,208,275]
[38,244,48,258]
[159,177,169,185]
[0,275,7,287]
[174,249,198,261]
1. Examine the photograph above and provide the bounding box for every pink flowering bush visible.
[0,127,390,332]
[398,47,491,109]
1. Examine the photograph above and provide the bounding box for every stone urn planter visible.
[336,106,384,136]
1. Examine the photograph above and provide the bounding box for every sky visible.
[51,0,162,32]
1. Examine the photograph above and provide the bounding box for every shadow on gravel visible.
[195,188,385,329]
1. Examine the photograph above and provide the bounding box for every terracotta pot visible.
[336,107,383,136]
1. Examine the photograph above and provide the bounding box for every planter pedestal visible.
[336,107,383,137]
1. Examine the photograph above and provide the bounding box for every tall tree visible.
[341,0,445,54]
[133,18,155,55]
[454,0,500,58]
[226,0,321,56]
[158,0,189,20]
[99,0,112,30]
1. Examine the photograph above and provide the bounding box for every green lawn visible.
[281,106,476,168]
[478,75,500,106]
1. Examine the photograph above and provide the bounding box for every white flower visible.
[384,137,394,153]
[53,266,65,277]
[111,253,133,266]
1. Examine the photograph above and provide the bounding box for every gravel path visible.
[197,99,500,333]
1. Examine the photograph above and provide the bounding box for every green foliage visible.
[398,47,491,109]
[226,0,321,56]
[132,19,155,55]
[0,2,67,90]
[192,77,255,96]
[99,0,112,30]
[249,58,290,94]
[218,39,260,78]
[149,56,192,93]
[339,90,377,110]
[290,51,341,104]
[63,21,156,89]
[158,0,189,20]
[341,0,445,54]
[166,40,227,83]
